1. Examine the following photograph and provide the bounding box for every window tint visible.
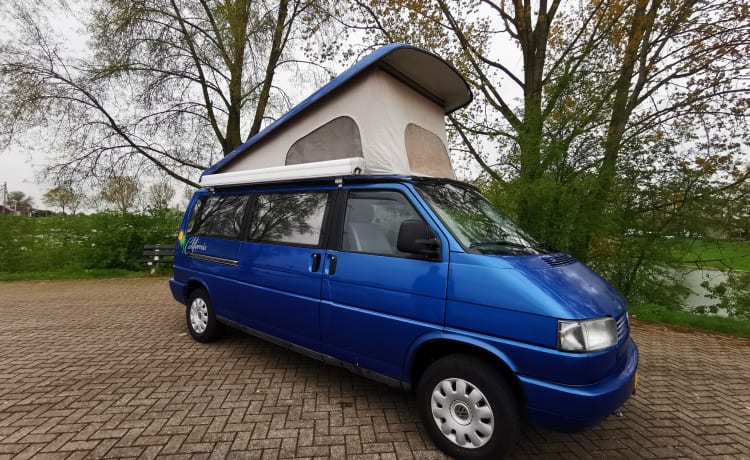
[342,191,423,256]
[247,192,329,246]
[188,194,249,239]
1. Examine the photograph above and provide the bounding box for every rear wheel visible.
[186,288,221,342]
[417,354,520,459]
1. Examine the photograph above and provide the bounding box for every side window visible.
[342,190,423,256]
[187,194,248,239]
[247,191,330,246]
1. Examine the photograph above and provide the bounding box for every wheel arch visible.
[185,278,209,301]
[407,335,526,409]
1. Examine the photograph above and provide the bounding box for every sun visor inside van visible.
[200,44,472,187]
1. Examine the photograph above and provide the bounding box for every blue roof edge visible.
[202,43,471,178]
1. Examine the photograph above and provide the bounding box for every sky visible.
[2,151,44,206]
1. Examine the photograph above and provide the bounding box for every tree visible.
[148,181,176,212]
[6,191,34,212]
[347,0,749,259]
[0,0,336,187]
[43,185,84,215]
[100,176,140,214]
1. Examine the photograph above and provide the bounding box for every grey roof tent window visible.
[285,116,363,165]
[404,123,454,178]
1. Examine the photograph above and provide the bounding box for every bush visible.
[0,211,181,274]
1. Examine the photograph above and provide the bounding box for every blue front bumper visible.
[521,338,639,432]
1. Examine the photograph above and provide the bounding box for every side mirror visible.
[397,220,440,259]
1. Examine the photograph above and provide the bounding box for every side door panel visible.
[236,242,325,351]
[234,188,334,353]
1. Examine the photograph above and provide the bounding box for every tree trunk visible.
[569,0,653,260]
[514,0,555,233]
[248,0,290,140]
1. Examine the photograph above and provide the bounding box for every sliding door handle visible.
[310,253,321,272]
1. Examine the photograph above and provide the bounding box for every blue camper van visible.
[170,45,638,459]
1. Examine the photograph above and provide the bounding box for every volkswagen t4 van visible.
[170,44,638,459]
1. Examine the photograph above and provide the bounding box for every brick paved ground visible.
[0,277,748,459]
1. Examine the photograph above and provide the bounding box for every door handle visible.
[310,253,321,272]
[325,255,337,275]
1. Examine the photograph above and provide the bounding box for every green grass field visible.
[675,239,750,271]
[629,303,750,339]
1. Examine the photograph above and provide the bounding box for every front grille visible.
[541,253,575,267]
[616,313,630,342]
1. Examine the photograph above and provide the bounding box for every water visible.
[671,267,729,315]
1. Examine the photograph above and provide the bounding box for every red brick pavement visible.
[0,278,748,459]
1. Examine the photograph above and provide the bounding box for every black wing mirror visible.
[397,220,440,260]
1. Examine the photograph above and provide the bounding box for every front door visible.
[320,185,449,381]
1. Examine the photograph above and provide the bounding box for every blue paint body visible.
[170,177,638,433]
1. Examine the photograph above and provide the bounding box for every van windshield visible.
[416,182,550,255]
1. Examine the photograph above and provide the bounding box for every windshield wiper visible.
[469,241,530,249]
[532,241,557,253]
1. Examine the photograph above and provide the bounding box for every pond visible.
[671,267,729,315]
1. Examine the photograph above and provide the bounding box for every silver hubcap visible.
[431,378,494,449]
[189,298,209,334]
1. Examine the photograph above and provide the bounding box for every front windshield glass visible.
[416,182,549,255]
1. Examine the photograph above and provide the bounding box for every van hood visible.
[448,252,626,319]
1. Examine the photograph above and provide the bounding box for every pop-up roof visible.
[200,44,472,187]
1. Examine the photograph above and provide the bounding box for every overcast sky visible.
[2,151,43,204]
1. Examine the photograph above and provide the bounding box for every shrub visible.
[0,211,181,274]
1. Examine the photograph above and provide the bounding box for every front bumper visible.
[521,338,639,432]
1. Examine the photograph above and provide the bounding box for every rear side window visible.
[187,194,249,239]
[247,191,330,246]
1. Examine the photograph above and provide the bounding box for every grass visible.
[629,303,750,339]
[675,238,750,271]
[0,268,161,282]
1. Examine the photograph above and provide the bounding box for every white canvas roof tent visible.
[200,44,472,188]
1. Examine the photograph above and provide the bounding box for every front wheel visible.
[186,288,221,343]
[417,354,520,460]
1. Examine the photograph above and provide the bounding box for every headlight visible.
[558,317,617,352]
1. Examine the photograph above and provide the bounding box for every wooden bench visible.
[142,243,175,274]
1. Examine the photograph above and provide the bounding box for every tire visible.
[186,288,221,343]
[417,354,520,460]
